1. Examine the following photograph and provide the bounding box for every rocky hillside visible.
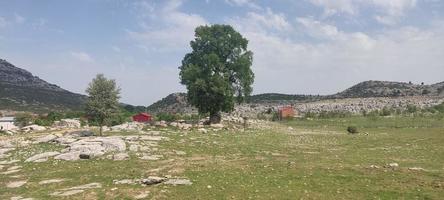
[146,93,196,114]
[0,59,87,112]
[333,80,444,98]
[147,80,444,114]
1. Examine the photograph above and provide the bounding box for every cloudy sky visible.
[0,0,443,105]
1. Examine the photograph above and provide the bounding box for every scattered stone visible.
[140,176,167,185]
[54,137,78,145]
[164,179,193,186]
[369,165,380,169]
[39,179,66,185]
[1,169,21,175]
[22,125,46,132]
[51,190,84,197]
[0,159,20,165]
[54,151,81,161]
[25,151,60,162]
[175,150,187,155]
[388,163,399,168]
[63,182,102,190]
[7,165,21,171]
[113,153,129,161]
[139,136,166,141]
[140,154,163,161]
[6,180,27,188]
[134,191,150,199]
[408,167,425,171]
[198,128,208,134]
[68,130,95,137]
[210,124,224,129]
[54,119,81,129]
[34,134,58,143]
[10,196,34,200]
[129,144,139,152]
[113,179,136,185]
[0,140,14,148]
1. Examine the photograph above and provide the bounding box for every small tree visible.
[14,112,34,127]
[85,74,121,136]
[179,24,254,124]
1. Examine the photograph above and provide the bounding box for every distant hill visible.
[248,93,324,103]
[333,80,444,98]
[147,80,444,114]
[0,59,87,112]
[146,93,196,114]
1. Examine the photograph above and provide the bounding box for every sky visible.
[0,0,443,106]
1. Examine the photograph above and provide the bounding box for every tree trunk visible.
[99,124,103,136]
[209,112,221,124]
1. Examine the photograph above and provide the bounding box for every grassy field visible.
[1,116,443,199]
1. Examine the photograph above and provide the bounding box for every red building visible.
[132,113,152,123]
[278,106,295,120]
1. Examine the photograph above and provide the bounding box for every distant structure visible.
[132,113,152,123]
[278,106,296,120]
[0,117,17,131]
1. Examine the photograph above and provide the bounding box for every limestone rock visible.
[34,134,58,143]
[7,180,27,188]
[25,151,60,162]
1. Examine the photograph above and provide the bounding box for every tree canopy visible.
[85,74,121,135]
[179,24,254,123]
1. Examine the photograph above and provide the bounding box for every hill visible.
[333,80,444,98]
[147,80,444,114]
[146,93,196,114]
[0,59,87,112]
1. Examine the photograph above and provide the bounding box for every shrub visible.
[406,104,418,113]
[14,112,34,127]
[380,107,392,116]
[347,126,359,134]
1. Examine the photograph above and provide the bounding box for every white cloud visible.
[14,13,25,24]
[308,0,418,25]
[228,8,444,95]
[228,8,291,33]
[128,0,207,52]
[0,17,7,28]
[70,51,94,62]
[225,0,261,9]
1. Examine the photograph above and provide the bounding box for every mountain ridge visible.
[0,59,87,112]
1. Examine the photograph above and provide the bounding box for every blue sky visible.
[1,0,443,105]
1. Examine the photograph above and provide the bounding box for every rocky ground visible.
[0,116,443,199]
[0,119,264,199]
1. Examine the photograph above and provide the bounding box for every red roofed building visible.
[278,106,295,120]
[132,113,152,123]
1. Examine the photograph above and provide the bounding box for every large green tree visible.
[85,74,121,135]
[179,24,254,124]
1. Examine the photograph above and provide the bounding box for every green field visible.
[1,116,443,199]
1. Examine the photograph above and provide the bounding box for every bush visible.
[347,126,359,134]
[406,104,418,113]
[14,112,34,127]
[155,113,179,122]
[380,107,392,116]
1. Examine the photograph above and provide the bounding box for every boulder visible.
[22,125,46,132]
[67,130,95,137]
[6,180,27,188]
[54,151,81,161]
[25,151,60,162]
[34,134,58,143]
[54,119,81,129]
[210,123,224,129]
[113,153,129,161]
[164,178,193,185]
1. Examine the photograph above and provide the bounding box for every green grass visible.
[1,116,443,199]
